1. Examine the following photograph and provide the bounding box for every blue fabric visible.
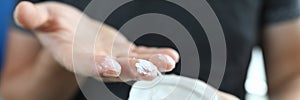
[0,0,14,72]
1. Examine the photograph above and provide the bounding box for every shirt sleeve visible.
[263,0,300,25]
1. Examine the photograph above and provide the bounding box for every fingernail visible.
[96,56,121,77]
[150,54,176,71]
[103,70,118,77]
[135,59,159,77]
[165,55,176,69]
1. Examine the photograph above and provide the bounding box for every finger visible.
[14,1,49,30]
[135,54,176,72]
[70,55,121,79]
[94,56,122,77]
[133,46,180,62]
[116,57,160,81]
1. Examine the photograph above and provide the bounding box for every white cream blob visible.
[135,59,158,77]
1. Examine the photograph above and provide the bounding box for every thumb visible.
[14,1,49,30]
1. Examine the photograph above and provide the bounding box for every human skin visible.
[0,1,238,100]
[1,1,179,100]
[2,1,300,100]
[13,1,180,81]
[263,19,300,100]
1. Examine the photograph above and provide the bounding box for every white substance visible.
[129,75,219,100]
[135,59,158,77]
[157,54,164,60]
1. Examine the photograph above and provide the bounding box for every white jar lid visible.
[129,75,219,100]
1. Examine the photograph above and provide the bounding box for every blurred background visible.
[0,0,14,73]
[0,0,14,99]
[0,0,272,100]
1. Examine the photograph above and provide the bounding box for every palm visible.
[15,1,179,82]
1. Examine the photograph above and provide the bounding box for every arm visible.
[1,1,179,99]
[263,18,300,99]
[0,29,79,100]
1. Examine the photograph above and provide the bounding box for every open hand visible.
[14,1,179,82]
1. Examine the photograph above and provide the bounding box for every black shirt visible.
[16,0,300,99]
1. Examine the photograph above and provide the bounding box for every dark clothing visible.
[16,0,300,99]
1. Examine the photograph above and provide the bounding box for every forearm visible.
[263,19,300,100]
[1,29,79,100]
[269,75,300,100]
